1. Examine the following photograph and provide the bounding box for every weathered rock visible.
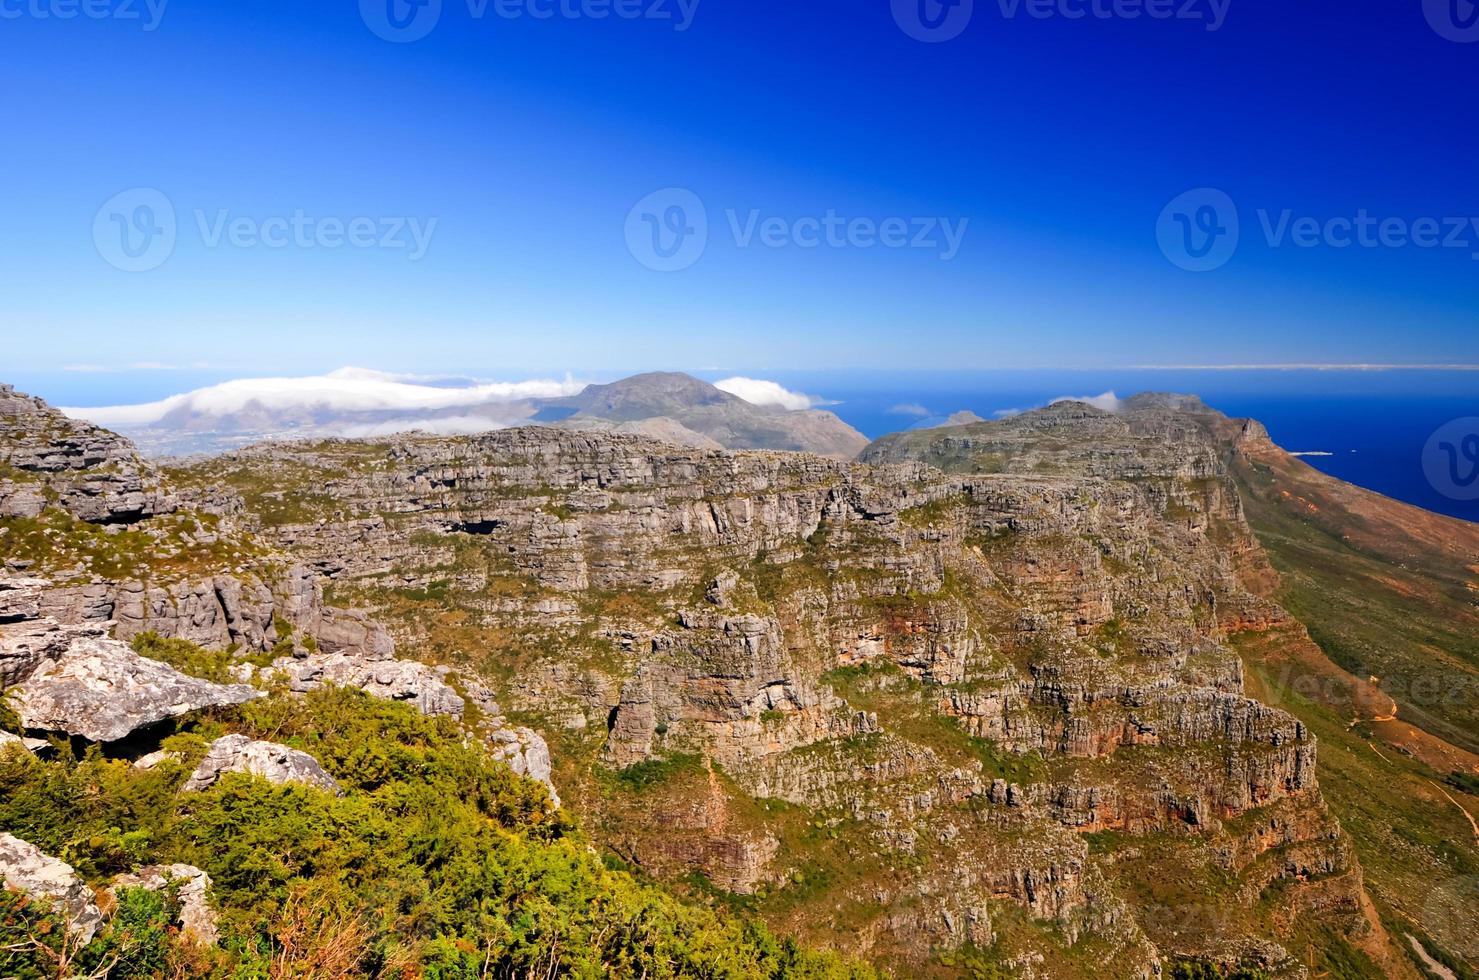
[462,681,560,805]
[0,730,47,754]
[0,611,79,687]
[486,724,559,805]
[0,384,175,525]
[0,832,103,943]
[39,565,396,660]
[0,576,46,623]
[7,629,261,742]
[106,864,217,945]
[267,651,463,717]
[183,734,342,794]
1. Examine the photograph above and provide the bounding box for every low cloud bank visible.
[63,367,587,428]
[994,391,1122,418]
[713,377,828,411]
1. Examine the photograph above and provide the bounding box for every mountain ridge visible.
[60,370,870,460]
[6,381,1475,977]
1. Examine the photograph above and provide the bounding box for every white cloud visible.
[887,403,932,417]
[712,377,827,411]
[1050,391,1123,413]
[62,367,588,428]
[994,391,1122,418]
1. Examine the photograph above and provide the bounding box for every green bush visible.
[130,632,239,684]
[0,687,876,980]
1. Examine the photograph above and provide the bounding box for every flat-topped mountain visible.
[62,369,869,460]
[538,372,869,458]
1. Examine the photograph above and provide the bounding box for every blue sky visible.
[2,0,1477,379]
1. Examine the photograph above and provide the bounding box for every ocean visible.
[12,367,1478,525]
[710,369,1479,525]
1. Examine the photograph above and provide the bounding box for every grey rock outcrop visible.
[0,384,175,525]
[464,681,560,805]
[7,629,261,742]
[0,832,103,943]
[38,565,396,660]
[106,864,217,945]
[183,734,342,794]
[0,730,48,754]
[268,650,463,717]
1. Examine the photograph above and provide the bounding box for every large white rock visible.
[183,734,342,795]
[7,632,261,743]
[0,832,103,943]
[268,652,465,718]
[0,730,47,754]
[107,864,217,945]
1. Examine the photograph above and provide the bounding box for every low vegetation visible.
[0,687,878,980]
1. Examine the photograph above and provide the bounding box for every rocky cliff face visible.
[146,398,1390,977]
[1,383,175,525]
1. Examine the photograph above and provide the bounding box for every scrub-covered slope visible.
[0,382,874,980]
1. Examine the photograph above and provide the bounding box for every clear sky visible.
[2,0,1476,377]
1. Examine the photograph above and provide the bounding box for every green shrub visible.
[130,632,238,684]
[0,688,876,980]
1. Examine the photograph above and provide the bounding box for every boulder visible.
[0,577,46,623]
[487,725,559,806]
[0,832,103,943]
[107,864,216,945]
[0,730,47,754]
[0,613,81,687]
[268,652,464,718]
[7,632,261,742]
[183,734,341,795]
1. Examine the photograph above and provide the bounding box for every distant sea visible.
[698,369,1479,526]
[12,367,1478,525]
